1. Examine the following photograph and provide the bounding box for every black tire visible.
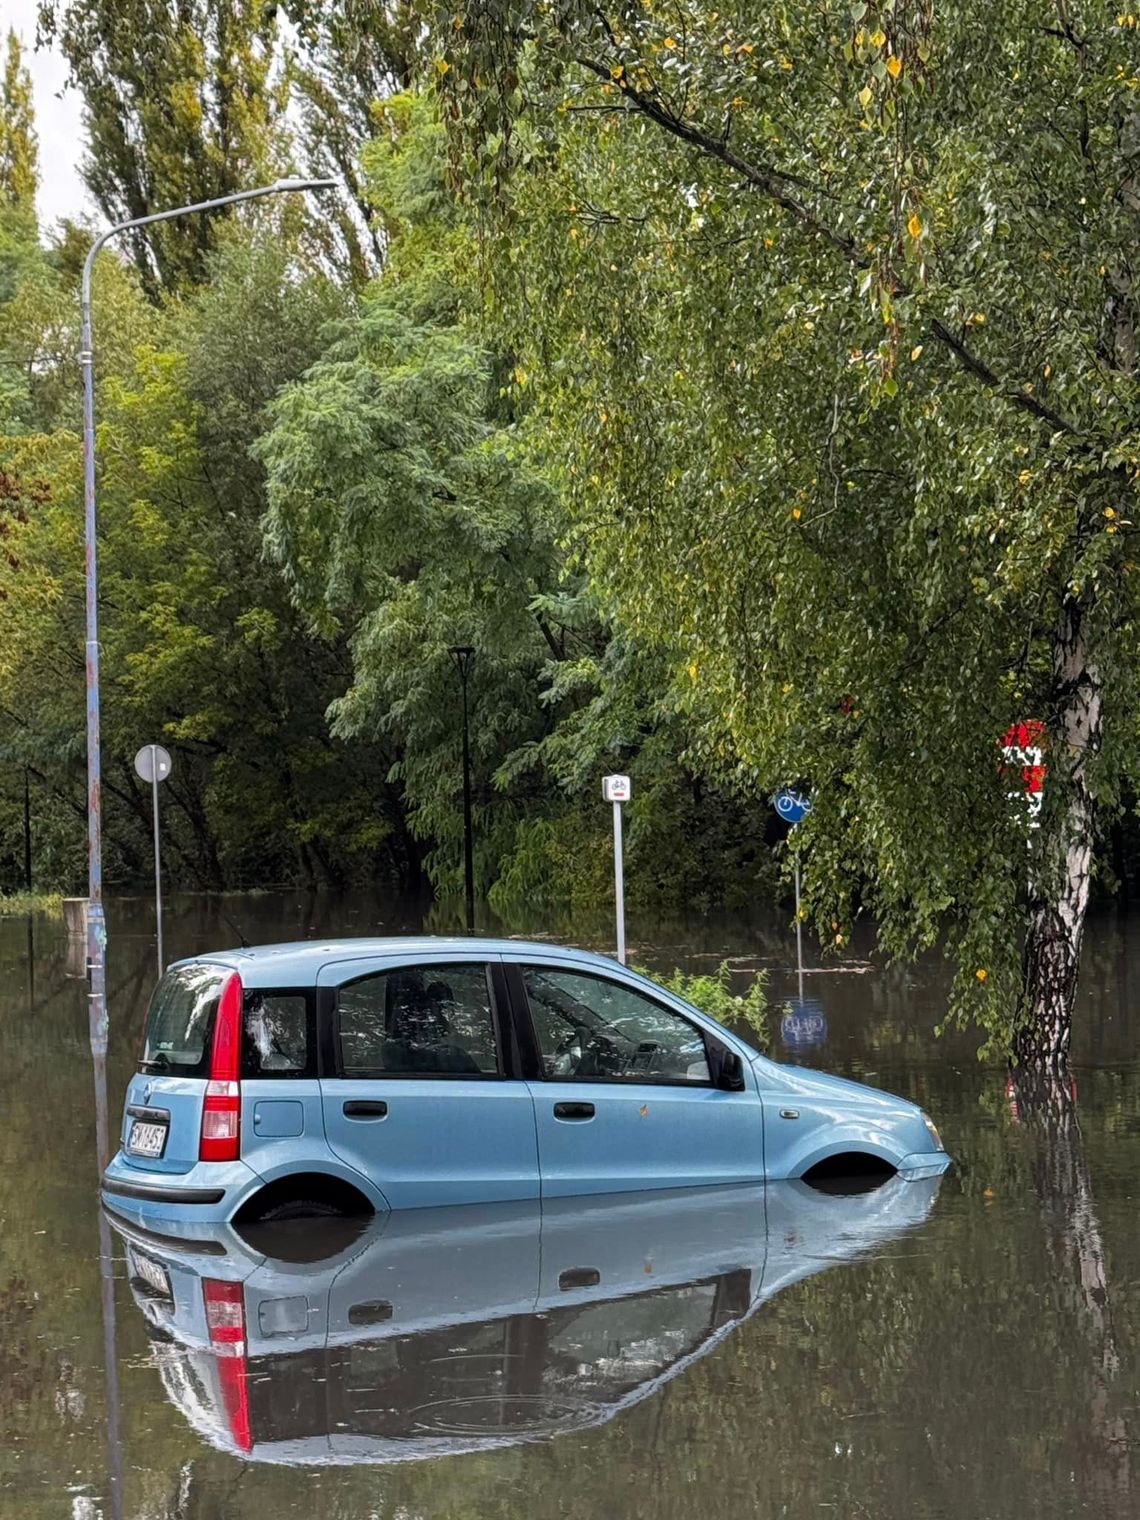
[253,1196,346,1223]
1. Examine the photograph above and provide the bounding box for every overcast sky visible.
[9,0,91,228]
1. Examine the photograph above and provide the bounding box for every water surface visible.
[2,895,1139,1518]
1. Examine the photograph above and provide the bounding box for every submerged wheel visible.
[252,1196,347,1223]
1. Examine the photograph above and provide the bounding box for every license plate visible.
[129,1248,171,1301]
[127,1119,168,1158]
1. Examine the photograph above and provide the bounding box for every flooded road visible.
[3,895,1140,1518]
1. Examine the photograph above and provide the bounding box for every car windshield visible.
[140,966,227,1075]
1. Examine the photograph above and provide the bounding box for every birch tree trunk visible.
[1016,593,1103,1069]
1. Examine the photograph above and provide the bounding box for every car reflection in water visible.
[109,1175,941,1464]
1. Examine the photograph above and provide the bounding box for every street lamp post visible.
[449,646,476,933]
[80,178,336,1047]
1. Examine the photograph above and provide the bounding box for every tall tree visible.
[0,30,38,215]
[437,0,1140,1065]
[39,0,285,292]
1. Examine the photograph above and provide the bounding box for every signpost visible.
[774,788,813,990]
[602,775,631,964]
[134,744,172,975]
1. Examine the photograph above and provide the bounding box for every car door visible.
[508,959,764,1197]
[317,956,539,1209]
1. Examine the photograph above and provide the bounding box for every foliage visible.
[433,0,1140,1053]
[0,31,37,214]
[645,959,768,1048]
[0,208,419,892]
[259,89,778,910]
[39,0,289,291]
[0,891,61,916]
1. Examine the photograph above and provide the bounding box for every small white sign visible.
[602,774,631,803]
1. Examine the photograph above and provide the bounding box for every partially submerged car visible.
[101,937,949,1226]
[110,1174,943,1463]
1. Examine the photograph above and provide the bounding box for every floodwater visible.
[4,893,1140,1518]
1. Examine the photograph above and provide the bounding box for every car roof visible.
[168,936,627,989]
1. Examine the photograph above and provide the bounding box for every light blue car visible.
[101,937,950,1226]
[110,1175,943,1463]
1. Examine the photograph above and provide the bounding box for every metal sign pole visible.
[150,745,163,975]
[613,800,626,965]
[602,775,632,964]
[134,744,172,979]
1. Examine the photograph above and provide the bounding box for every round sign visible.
[774,788,812,825]
[780,1000,828,1048]
[134,744,173,784]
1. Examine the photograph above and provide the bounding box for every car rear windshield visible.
[140,966,228,1077]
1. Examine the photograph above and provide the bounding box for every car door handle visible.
[553,1102,595,1121]
[559,1267,602,1291]
[343,1100,388,1119]
[780,1108,800,1120]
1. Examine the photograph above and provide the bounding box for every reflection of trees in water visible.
[1012,1070,1132,1503]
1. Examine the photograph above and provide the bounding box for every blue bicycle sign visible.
[774,789,813,825]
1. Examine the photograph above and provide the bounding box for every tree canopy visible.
[430,0,1140,1053]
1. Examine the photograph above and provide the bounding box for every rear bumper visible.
[101,1150,262,1225]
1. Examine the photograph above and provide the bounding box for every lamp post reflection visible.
[91,1004,123,1520]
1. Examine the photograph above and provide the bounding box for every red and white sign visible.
[999,720,1047,826]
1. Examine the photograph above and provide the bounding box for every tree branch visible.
[929,319,1077,434]
[573,53,857,258]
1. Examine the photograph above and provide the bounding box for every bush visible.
[643,961,768,1051]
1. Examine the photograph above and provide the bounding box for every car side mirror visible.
[714,1047,746,1092]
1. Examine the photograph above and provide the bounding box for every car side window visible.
[242,992,311,1078]
[338,963,500,1077]
[522,968,710,1084]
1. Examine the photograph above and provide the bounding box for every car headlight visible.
[921,1112,945,1152]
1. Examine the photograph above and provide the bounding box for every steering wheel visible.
[548,1032,584,1077]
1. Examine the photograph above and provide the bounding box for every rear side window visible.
[338,963,500,1077]
[141,966,226,1076]
[242,992,313,1079]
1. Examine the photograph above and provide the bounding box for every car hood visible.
[753,1057,918,1114]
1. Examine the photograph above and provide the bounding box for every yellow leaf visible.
[1105,506,1116,518]
[886,54,902,77]
[435,56,450,75]
[663,35,676,48]
[910,344,923,361]
[976,968,987,982]
[688,662,698,680]
[870,27,886,46]
[858,84,873,107]
[907,211,922,238]
[1018,469,1032,484]
[738,41,755,54]
[791,506,802,520]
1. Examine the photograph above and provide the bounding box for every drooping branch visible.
[573,53,858,258]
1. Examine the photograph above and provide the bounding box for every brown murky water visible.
[3,893,1140,1518]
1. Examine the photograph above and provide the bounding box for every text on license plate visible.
[128,1119,168,1157]
[129,1248,172,1300]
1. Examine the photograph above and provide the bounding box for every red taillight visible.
[203,1278,252,1452]
[199,973,243,1162]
